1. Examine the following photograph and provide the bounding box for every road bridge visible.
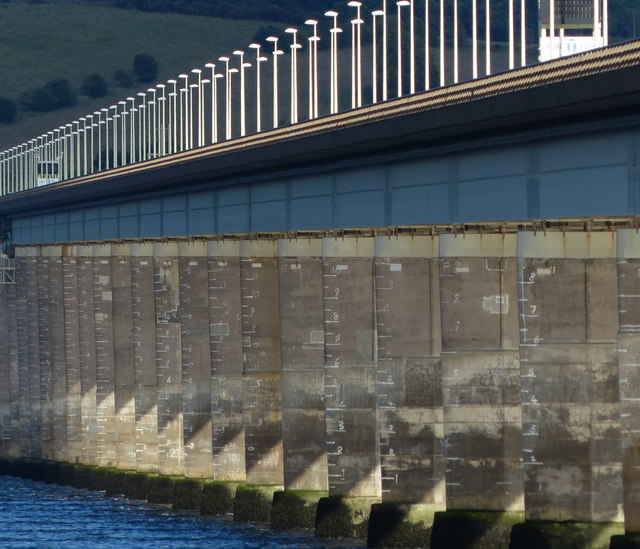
[1,24,640,549]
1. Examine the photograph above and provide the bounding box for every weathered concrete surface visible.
[518,232,622,527]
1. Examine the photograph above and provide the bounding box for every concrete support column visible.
[316,236,381,539]
[62,247,83,464]
[368,235,444,547]
[131,244,159,473]
[271,238,328,530]
[178,241,213,478]
[611,229,640,546]
[0,258,19,458]
[433,234,523,549]
[511,231,623,547]
[93,245,116,467]
[207,241,246,483]
[234,240,284,522]
[47,246,68,462]
[111,244,137,470]
[36,247,54,460]
[153,242,184,475]
[77,245,98,465]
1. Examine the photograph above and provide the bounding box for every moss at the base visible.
[315,496,380,539]
[233,485,282,523]
[271,490,328,530]
[510,520,624,549]
[367,503,440,548]
[611,534,640,549]
[201,482,239,515]
[430,511,523,549]
[147,475,175,504]
[172,478,203,511]
[123,472,150,500]
[105,470,129,497]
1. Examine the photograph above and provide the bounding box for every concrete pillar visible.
[93,244,117,468]
[77,245,98,465]
[613,229,640,540]
[153,242,184,475]
[111,244,137,470]
[271,237,328,529]
[433,234,523,548]
[62,247,83,464]
[367,235,444,547]
[316,236,381,539]
[511,230,623,545]
[239,240,284,492]
[178,241,213,478]
[15,247,37,458]
[0,258,19,458]
[47,246,68,462]
[207,240,246,482]
[36,247,54,460]
[131,243,159,473]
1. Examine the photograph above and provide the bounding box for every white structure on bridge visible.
[0,0,609,196]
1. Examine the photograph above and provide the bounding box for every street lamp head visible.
[167,78,177,83]
[189,83,198,88]
[146,88,155,93]
[397,0,411,5]
[179,74,189,79]
[202,79,211,84]
[191,68,202,74]
[229,68,239,74]
[325,10,338,17]
[218,56,230,62]
[249,43,261,49]
[233,50,244,55]
[348,1,362,6]
[305,19,318,25]
[127,97,135,101]
[204,63,215,68]
[372,9,385,15]
[266,36,278,42]
[156,83,165,88]
[285,27,297,34]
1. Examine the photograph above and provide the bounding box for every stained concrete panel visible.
[62,254,83,463]
[36,253,54,459]
[76,250,98,464]
[240,241,283,486]
[47,250,68,462]
[208,242,246,482]
[278,239,327,491]
[154,243,184,475]
[111,246,137,470]
[323,237,381,498]
[131,245,159,473]
[178,242,213,478]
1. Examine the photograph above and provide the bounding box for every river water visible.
[0,475,363,549]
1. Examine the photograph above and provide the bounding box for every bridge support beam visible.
[511,231,623,549]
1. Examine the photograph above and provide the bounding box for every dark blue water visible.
[0,476,363,549]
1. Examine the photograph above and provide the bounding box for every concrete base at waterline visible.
[233,484,283,523]
[315,496,381,539]
[430,511,524,549]
[200,481,242,515]
[510,520,624,549]
[271,490,329,530]
[611,534,640,549]
[172,478,203,511]
[367,503,441,548]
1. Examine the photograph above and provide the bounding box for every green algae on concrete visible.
[200,481,241,515]
[122,471,150,500]
[233,485,283,523]
[367,503,442,548]
[147,475,175,504]
[509,520,624,549]
[315,496,380,539]
[172,478,203,511]
[271,490,329,530]
[430,511,524,549]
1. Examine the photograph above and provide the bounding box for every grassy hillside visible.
[0,2,276,149]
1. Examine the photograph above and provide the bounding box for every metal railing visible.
[0,0,609,196]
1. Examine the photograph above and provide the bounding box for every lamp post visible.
[233,51,247,137]
[397,0,410,97]
[73,120,80,177]
[204,63,217,142]
[189,83,198,148]
[439,0,445,86]
[191,69,203,146]
[285,28,301,124]
[146,88,157,158]
[219,56,232,139]
[486,0,491,75]
[348,1,363,107]
[109,105,118,168]
[85,115,93,174]
[424,0,430,89]
[472,0,478,79]
[136,92,146,159]
[167,80,177,154]
[372,9,384,103]
[118,100,127,165]
[454,0,459,83]
[66,123,74,178]
[248,45,264,132]
[382,1,388,100]
[266,37,282,128]
[324,11,340,114]
[178,74,189,151]
[520,0,526,66]
[127,96,136,162]
[305,20,320,119]
[157,84,166,156]
[508,0,514,69]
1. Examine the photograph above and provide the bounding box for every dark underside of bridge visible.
[1,39,640,220]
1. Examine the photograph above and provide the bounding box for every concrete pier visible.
[2,223,640,547]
